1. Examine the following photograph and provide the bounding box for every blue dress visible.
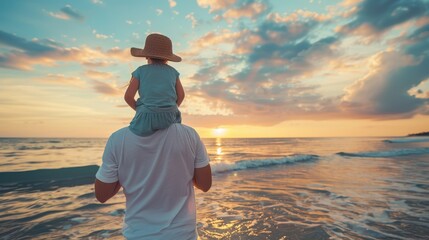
[129,64,182,136]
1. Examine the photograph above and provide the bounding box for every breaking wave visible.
[337,147,429,158]
[211,154,319,174]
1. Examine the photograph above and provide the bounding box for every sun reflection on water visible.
[215,138,223,161]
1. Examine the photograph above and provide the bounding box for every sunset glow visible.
[1,0,428,138]
[213,128,227,137]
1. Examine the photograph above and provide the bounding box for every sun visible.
[213,128,226,137]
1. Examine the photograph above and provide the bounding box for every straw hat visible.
[130,33,182,62]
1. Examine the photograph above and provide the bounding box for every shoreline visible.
[407,131,429,137]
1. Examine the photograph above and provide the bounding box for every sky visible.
[0,0,429,138]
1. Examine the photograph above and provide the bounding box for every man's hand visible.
[94,179,121,203]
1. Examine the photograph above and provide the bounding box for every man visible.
[94,123,212,239]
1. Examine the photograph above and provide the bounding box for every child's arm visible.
[176,77,185,107]
[124,77,139,111]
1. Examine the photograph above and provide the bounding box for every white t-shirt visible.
[96,124,210,240]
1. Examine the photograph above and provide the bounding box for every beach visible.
[1,137,429,239]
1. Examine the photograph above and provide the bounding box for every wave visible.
[14,145,94,151]
[16,146,45,150]
[211,154,319,174]
[0,155,318,192]
[337,147,429,158]
[384,137,429,143]
[28,140,62,144]
[0,165,98,184]
[0,165,98,193]
[48,146,93,150]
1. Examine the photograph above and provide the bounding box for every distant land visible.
[407,131,429,137]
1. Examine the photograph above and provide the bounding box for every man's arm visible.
[193,164,212,192]
[94,179,121,203]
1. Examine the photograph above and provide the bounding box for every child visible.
[125,33,185,136]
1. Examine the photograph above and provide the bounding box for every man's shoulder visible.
[169,123,198,136]
[109,127,129,139]
[168,123,199,137]
[174,123,194,130]
[108,125,199,141]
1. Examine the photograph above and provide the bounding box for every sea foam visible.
[337,147,429,158]
[211,154,318,174]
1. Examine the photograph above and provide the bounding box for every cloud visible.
[190,29,248,51]
[267,10,331,23]
[183,16,340,125]
[405,23,429,56]
[34,74,85,87]
[91,80,122,96]
[48,5,84,21]
[181,96,233,116]
[126,20,133,25]
[197,0,270,22]
[337,1,429,119]
[222,1,270,21]
[169,0,177,8]
[61,5,85,21]
[85,70,116,80]
[182,0,429,125]
[0,30,129,70]
[32,38,64,48]
[340,0,429,35]
[91,0,103,4]
[0,30,57,56]
[341,23,429,117]
[48,11,70,20]
[156,9,163,15]
[341,51,418,116]
[0,30,61,70]
[196,0,237,12]
[92,30,112,39]
[186,13,198,28]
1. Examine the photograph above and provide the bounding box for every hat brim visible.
[130,47,182,62]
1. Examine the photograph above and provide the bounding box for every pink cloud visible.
[91,80,122,96]
[1,44,128,71]
[267,10,331,23]
[169,0,177,8]
[0,29,131,71]
[196,0,236,12]
[177,15,343,126]
[85,70,116,80]
[34,74,85,87]
[193,29,248,48]
[223,2,268,21]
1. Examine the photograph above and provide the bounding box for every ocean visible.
[1,136,429,239]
